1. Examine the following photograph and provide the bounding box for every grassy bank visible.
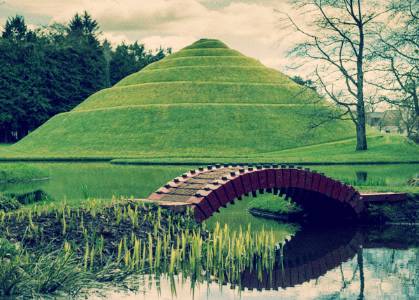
[254,135,419,163]
[0,164,48,183]
[108,135,419,164]
[5,104,354,159]
[2,134,418,164]
[248,194,302,215]
[247,192,419,225]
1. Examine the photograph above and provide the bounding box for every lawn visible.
[116,66,294,86]
[5,104,354,159]
[144,56,263,70]
[251,134,419,163]
[108,135,418,164]
[75,81,316,111]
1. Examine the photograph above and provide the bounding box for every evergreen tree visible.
[2,15,27,41]
[110,43,137,85]
[110,42,169,85]
[55,11,107,113]
[0,12,169,142]
[0,16,50,141]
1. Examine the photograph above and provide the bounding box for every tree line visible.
[284,0,418,149]
[0,12,170,143]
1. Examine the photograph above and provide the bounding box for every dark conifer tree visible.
[0,12,169,142]
[0,15,50,140]
[110,42,170,85]
[2,15,27,41]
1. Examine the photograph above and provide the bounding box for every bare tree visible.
[397,105,416,136]
[281,0,385,151]
[370,0,418,140]
[357,246,365,300]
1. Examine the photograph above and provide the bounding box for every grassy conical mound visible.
[8,39,357,159]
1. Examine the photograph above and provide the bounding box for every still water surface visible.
[95,226,418,300]
[1,163,418,299]
[1,162,417,201]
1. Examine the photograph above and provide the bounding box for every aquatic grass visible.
[80,184,91,200]
[0,238,95,298]
[0,198,287,297]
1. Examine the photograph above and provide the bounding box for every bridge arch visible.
[148,164,365,222]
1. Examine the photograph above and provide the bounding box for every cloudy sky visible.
[0,0,305,74]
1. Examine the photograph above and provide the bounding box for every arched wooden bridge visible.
[147,164,405,222]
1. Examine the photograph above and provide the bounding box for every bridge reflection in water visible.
[98,225,417,299]
[237,226,362,290]
[224,225,417,291]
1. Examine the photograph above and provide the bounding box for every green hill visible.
[4,38,416,161]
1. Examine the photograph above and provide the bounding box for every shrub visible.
[0,194,21,212]
[366,193,419,224]
[6,189,51,205]
[0,164,48,183]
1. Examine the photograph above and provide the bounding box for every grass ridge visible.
[72,103,320,113]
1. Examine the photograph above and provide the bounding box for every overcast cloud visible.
[0,0,305,73]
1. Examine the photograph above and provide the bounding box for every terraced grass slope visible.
[8,39,359,159]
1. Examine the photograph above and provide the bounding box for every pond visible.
[92,225,417,300]
[0,162,418,299]
[0,162,417,202]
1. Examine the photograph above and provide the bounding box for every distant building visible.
[380,110,403,133]
[366,110,404,134]
[366,112,384,127]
